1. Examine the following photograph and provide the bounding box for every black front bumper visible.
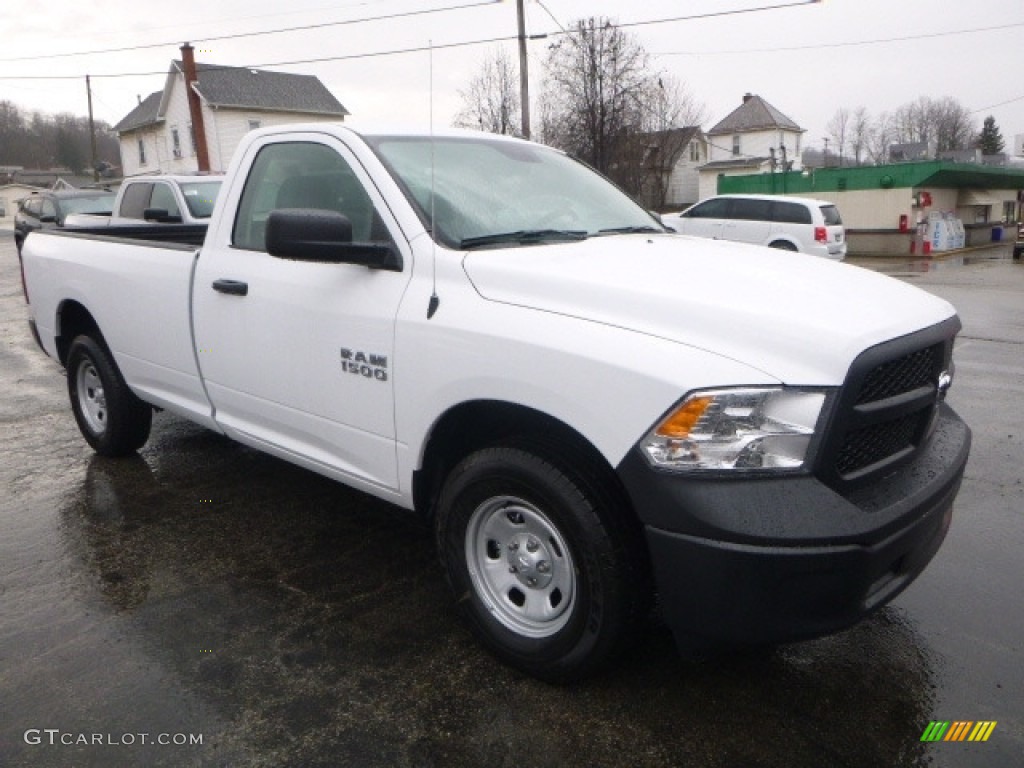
[617,403,971,648]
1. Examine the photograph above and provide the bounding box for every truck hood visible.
[462,234,958,384]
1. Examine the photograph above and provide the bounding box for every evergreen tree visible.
[976,115,1005,155]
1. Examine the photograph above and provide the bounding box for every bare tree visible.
[541,17,651,181]
[891,96,931,145]
[540,17,704,203]
[887,96,975,155]
[850,106,870,166]
[826,108,850,165]
[453,48,521,136]
[865,111,897,164]
[930,96,974,153]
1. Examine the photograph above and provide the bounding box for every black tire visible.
[769,240,798,251]
[67,335,152,457]
[435,443,648,681]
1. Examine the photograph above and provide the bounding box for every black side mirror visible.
[39,214,57,223]
[265,209,401,271]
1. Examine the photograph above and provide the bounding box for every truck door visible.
[192,135,412,492]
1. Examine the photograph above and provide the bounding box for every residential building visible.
[113,45,349,176]
[638,127,706,210]
[699,93,805,200]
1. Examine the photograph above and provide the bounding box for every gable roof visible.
[700,157,772,172]
[176,61,349,116]
[643,126,703,146]
[639,126,704,170]
[112,91,163,133]
[113,61,348,135]
[708,94,802,135]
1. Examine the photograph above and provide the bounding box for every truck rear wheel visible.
[435,443,646,681]
[67,335,152,457]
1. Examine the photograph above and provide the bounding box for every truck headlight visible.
[641,388,828,471]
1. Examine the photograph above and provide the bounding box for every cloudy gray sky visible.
[2,0,1022,154]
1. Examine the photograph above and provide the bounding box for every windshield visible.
[180,181,222,218]
[366,135,661,249]
[60,193,116,216]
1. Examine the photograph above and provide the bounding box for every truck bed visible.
[41,224,208,247]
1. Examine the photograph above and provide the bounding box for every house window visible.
[138,139,147,166]
[171,128,182,158]
[689,141,701,162]
[732,135,740,156]
[248,119,261,131]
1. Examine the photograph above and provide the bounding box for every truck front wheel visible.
[435,444,646,681]
[67,335,152,457]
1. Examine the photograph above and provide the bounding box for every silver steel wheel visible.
[76,359,108,435]
[465,495,576,638]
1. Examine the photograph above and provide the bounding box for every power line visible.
[652,19,1024,56]
[204,2,824,74]
[0,34,518,80]
[970,94,1024,114]
[0,0,823,81]
[535,0,567,34]
[0,1,500,63]
[607,0,820,33]
[128,0,401,36]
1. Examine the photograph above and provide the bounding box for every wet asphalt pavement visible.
[1,237,1021,767]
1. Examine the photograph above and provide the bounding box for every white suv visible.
[662,194,847,260]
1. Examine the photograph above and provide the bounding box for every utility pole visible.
[85,75,99,183]
[516,0,531,139]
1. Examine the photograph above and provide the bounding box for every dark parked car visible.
[13,189,116,254]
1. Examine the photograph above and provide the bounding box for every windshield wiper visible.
[595,225,665,236]
[459,229,588,249]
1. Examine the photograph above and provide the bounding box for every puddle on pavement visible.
[873,252,1016,276]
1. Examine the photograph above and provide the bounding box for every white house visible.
[699,94,805,200]
[113,45,349,177]
[651,127,706,209]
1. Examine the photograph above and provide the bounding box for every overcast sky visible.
[2,0,1022,155]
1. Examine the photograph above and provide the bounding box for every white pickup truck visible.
[64,174,223,228]
[21,124,971,680]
